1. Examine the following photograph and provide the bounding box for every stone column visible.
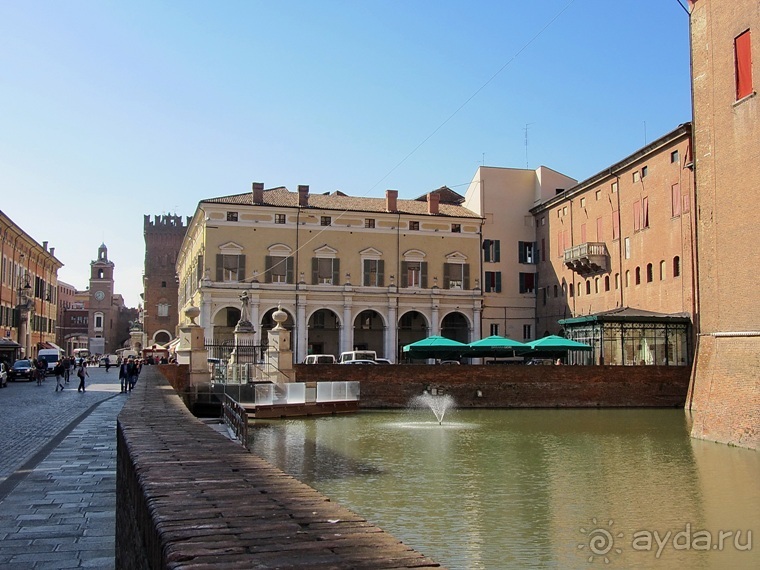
[342,297,353,353]
[386,291,398,362]
[430,288,440,336]
[296,295,307,364]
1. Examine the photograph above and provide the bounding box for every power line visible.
[366,0,578,194]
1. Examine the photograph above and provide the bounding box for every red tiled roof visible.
[202,187,481,218]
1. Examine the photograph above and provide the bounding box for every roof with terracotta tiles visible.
[201,187,481,218]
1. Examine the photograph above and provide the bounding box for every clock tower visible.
[88,243,115,355]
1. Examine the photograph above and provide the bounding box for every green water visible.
[248,408,759,569]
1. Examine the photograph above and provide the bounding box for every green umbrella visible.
[402,336,468,360]
[467,335,527,357]
[525,335,592,352]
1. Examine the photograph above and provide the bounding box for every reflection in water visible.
[248,409,760,570]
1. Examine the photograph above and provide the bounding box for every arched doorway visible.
[307,309,341,358]
[212,306,241,342]
[441,312,470,344]
[398,310,429,360]
[353,310,385,357]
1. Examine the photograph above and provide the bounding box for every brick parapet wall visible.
[295,364,691,408]
[116,366,444,569]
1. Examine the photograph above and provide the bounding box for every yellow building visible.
[176,184,484,362]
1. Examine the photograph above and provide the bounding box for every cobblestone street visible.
[0,365,128,568]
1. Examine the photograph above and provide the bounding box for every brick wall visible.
[116,366,444,569]
[295,364,691,408]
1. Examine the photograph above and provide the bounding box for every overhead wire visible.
[231,1,579,283]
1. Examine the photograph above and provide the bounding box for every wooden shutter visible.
[286,257,294,283]
[672,184,681,217]
[483,239,491,262]
[633,201,641,231]
[443,262,451,288]
[495,271,502,293]
[494,240,500,262]
[401,261,408,287]
[216,254,223,282]
[377,260,384,287]
[612,211,620,240]
[463,264,470,289]
[363,260,370,286]
[332,259,340,285]
[311,258,319,284]
[736,30,753,100]
[421,262,428,288]
[237,255,245,282]
[642,197,649,228]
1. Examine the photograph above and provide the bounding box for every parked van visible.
[338,350,377,363]
[37,348,64,374]
[303,354,336,364]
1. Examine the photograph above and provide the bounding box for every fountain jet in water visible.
[412,393,455,425]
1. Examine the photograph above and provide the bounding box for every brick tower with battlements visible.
[143,214,189,348]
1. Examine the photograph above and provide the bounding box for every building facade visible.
[0,210,62,362]
[176,184,484,363]
[56,280,89,355]
[531,124,696,365]
[462,166,577,342]
[143,214,188,346]
[688,0,760,449]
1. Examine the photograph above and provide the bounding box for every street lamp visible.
[17,274,32,358]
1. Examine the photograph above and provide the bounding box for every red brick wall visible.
[295,364,691,408]
[689,0,760,450]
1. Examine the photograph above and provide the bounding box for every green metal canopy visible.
[525,335,592,353]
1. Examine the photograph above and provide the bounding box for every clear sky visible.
[0,0,692,308]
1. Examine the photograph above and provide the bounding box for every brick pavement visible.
[0,365,128,568]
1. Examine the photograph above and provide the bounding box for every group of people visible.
[50,356,89,392]
[118,357,142,393]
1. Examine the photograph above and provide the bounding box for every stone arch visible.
[353,309,386,356]
[440,311,470,344]
[307,308,341,358]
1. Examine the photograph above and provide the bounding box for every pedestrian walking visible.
[64,356,71,383]
[105,357,111,373]
[35,359,45,386]
[119,360,129,393]
[76,362,88,392]
[54,360,65,391]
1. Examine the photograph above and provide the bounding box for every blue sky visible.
[0,0,692,307]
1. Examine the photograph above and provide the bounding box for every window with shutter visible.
[735,30,753,100]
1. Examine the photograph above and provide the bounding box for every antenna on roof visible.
[524,123,534,169]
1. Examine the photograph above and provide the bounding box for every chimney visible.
[427,192,440,215]
[252,182,264,205]
[42,241,48,251]
[298,185,309,207]
[50,247,55,257]
[386,189,398,213]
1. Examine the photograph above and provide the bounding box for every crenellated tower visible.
[143,214,189,348]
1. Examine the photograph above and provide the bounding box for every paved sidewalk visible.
[0,365,129,569]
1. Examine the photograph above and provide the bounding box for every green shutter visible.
[401,261,408,287]
[495,272,502,293]
[483,239,491,262]
[363,260,370,286]
[265,256,273,283]
[238,255,246,282]
[286,257,294,283]
[377,260,384,287]
[463,264,470,289]
[494,240,501,262]
[421,262,428,288]
[443,263,451,288]
[312,258,319,285]
[333,259,340,284]
[216,254,223,282]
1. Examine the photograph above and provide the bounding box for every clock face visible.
[94,290,105,301]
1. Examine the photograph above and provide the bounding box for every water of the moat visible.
[248,408,759,570]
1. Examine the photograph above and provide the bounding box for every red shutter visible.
[633,201,641,231]
[736,30,753,100]
[671,184,681,217]
[612,211,620,240]
[642,197,649,228]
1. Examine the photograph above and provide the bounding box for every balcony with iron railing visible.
[563,242,610,276]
